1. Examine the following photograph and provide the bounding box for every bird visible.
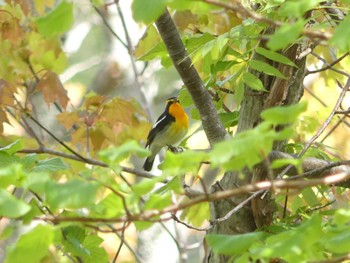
[143,97,189,171]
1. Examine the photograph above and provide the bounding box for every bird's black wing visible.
[145,112,175,148]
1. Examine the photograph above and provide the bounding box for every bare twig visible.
[25,114,93,162]
[91,3,127,48]
[113,0,151,119]
[107,224,143,263]
[308,52,350,77]
[304,86,328,107]
[211,190,262,223]
[171,214,212,231]
[287,159,350,181]
[321,114,348,143]
[335,108,350,114]
[112,222,128,263]
[159,222,183,252]
[278,78,350,178]
[104,185,132,218]
[84,222,130,233]
[306,200,335,213]
[306,52,349,75]
[299,79,350,156]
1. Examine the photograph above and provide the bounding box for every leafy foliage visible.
[0,0,349,262]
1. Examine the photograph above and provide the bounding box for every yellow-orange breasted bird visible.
[143,97,189,171]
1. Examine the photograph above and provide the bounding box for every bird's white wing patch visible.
[153,115,166,128]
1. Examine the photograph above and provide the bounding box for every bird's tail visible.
[143,156,155,171]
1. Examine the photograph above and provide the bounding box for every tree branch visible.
[202,0,332,41]
[36,171,350,224]
[306,52,349,75]
[18,147,156,180]
[155,9,227,145]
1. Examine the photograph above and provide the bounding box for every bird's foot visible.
[167,145,184,153]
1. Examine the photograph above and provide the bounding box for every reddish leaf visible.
[37,71,69,109]
[0,108,10,134]
[89,127,106,151]
[100,98,146,126]
[0,79,15,107]
[56,111,80,129]
[85,95,106,111]
[6,0,32,15]
[0,14,23,45]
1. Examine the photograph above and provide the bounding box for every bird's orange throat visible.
[169,102,189,129]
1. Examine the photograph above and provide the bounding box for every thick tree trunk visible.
[207,41,307,262]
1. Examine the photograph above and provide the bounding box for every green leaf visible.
[326,230,350,254]
[330,15,350,52]
[0,152,20,167]
[35,1,74,37]
[190,107,200,120]
[92,193,125,218]
[131,175,167,196]
[135,25,164,60]
[261,101,307,125]
[154,176,183,195]
[0,163,26,188]
[144,192,172,210]
[209,122,280,170]
[216,74,236,87]
[333,209,350,225]
[178,88,194,107]
[32,157,68,172]
[186,33,216,54]
[249,60,286,79]
[243,72,266,91]
[82,235,108,263]
[99,141,149,165]
[255,214,323,261]
[134,221,154,231]
[21,153,38,170]
[182,202,209,227]
[267,20,304,50]
[218,111,239,128]
[0,139,22,154]
[0,225,13,241]
[206,232,266,255]
[63,226,87,257]
[160,150,208,175]
[46,179,99,211]
[255,47,297,67]
[233,78,244,105]
[25,171,51,193]
[132,0,169,24]
[211,61,238,74]
[211,35,228,60]
[301,188,319,207]
[21,199,42,224]
[0,189,31,218]
[279,0,323,18]
[6,224,54,263]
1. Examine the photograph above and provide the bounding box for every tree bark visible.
[207,37,307,263]
[155,9,227,145]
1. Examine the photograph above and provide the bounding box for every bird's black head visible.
[166,97,179,103]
